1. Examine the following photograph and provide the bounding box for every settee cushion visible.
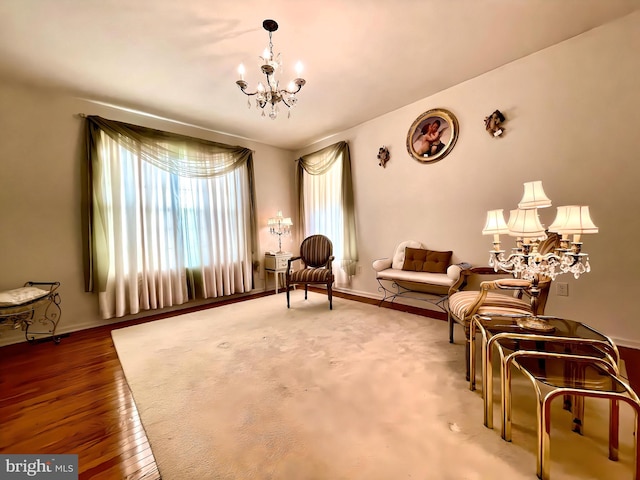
[402,247,452,274]
[0,286,49,307]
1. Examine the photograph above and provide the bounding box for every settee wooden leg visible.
[448,313,454,343]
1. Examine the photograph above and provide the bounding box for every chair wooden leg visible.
[448,313,454,343]
[465,334,471,382]
[286,279,291,308]
[304,285,308,300]
[328,282,333,310]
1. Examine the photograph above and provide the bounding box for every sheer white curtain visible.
[90,126,254,319]
[302,159,344,258]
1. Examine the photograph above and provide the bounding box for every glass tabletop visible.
[515,354,628,393]
[474,313,611,343]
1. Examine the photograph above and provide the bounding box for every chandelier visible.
[236,19,306,120]
[268,210,292,253]
[482,181,598,330]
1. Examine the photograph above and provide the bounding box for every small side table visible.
[264,252,292,294]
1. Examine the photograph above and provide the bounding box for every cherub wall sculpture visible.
[484,110,506,137]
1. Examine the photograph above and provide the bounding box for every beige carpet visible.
[111,291,635,480]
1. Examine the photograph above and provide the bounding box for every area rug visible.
[111,291,635,479]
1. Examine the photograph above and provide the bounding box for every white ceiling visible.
[1,0,639,150]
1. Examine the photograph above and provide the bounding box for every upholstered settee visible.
[372,240,471,309]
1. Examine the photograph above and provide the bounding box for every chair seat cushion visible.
[290,268,332,283]
[449,291,532,320]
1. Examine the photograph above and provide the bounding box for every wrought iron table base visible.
[376,279,449,311]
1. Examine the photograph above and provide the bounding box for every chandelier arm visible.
[282,83,304,95]
[280,95,292,108]
[263,71,274,90]
[235,81,259,97]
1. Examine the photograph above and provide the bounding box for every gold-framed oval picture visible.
[406,108,459,164]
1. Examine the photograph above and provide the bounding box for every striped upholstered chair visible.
[286,235,335,309]
[448,232,560,379]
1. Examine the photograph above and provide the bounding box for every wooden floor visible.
[1,290,638,480]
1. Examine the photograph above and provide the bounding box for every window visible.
[84,116,257,319]
[296,141,358,281]
[302,157,344,259]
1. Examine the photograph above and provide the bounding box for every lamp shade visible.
[482,209,509,235]
[548,205,574,233]
[518,180,552,209]
[268,210,288,226]
[550,205,598,234]
[507,208,546,238]
[507,209,519,231]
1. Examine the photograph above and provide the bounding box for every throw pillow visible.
[424,249,453,274]
[401,247,452,274]
[402,247,428,271]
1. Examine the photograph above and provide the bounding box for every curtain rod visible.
[75,99,252,142]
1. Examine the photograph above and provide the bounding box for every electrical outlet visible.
[556,282,569,296]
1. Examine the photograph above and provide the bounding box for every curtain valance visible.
[85,115,253,178]
[297,141,347,175]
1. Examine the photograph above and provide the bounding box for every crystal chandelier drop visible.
[236,19,306,120]
[482,181,598,282]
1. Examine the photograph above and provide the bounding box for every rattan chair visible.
[286,234,335,309]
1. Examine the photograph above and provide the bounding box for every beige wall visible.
[1,12,638,348]
[296,11,640,348]
[0,86,295,345]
